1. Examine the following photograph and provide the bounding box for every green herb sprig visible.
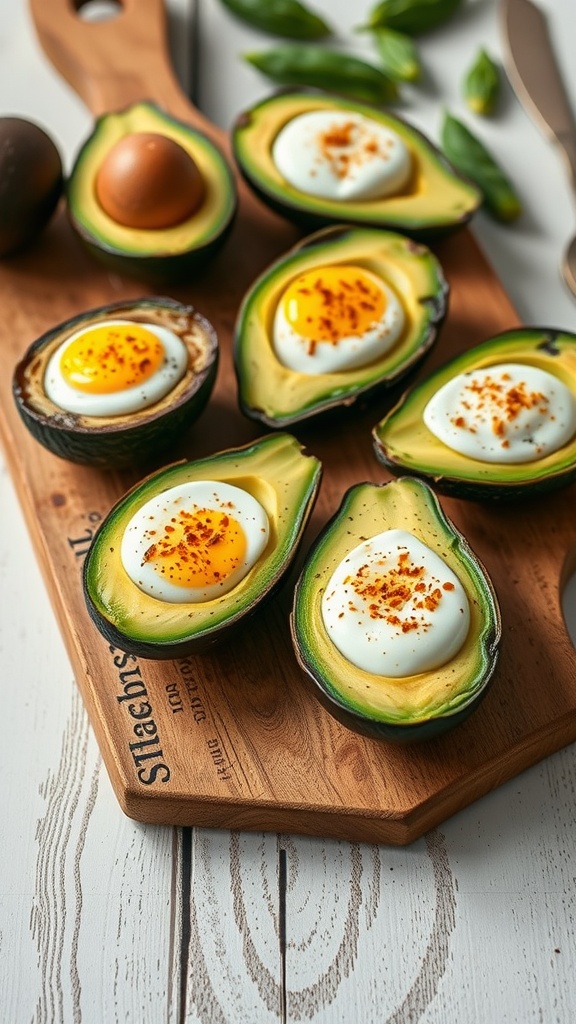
[441,112,522,222]
[219,0,333,40]
[244,45,399,104]
[362,0,463,36]
[463,49,500,116]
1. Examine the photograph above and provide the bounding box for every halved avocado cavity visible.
[234,225,448,427]
[67,102,237,283]
[232,91,481,238]
[12,296,218,470]
[83,433,322,659]
[291,477,501,742]
[373,328,576,500]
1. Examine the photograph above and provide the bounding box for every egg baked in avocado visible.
[290,477,501,742]
[232,91,481,239]
[372,328,576,500]
[234,225,448,427]
[12,296,218,469]
[83,433,322,658]
[67,101,237,283]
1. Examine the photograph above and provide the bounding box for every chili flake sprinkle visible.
[342,547,450,635]
[450,369,548,447]
[314,118,396,181]
[280,264,387,345]
[59,322,165,393]
[321,529,471,678]
[422,362,576,465]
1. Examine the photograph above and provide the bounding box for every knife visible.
[500,0,576,296]
[500,0,576,190]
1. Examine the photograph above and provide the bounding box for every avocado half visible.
[372,328,576,501]
[12,297,218,469]
[83,433,322,658]
[234,225,448,427]
[232,91,481,239]
[291,477,501,742]
[67,102,237,283]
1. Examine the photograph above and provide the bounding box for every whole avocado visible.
[0,117,63,257]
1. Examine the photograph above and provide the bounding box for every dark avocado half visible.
[83,433,322,658]
[372,328,576,501]
[232,91,481,239]
[67,102,237,284]
[291,477,501,743]
[234,225,448,428]
[13,296,218,469]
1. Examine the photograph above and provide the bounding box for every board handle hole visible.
[75,0,123,22]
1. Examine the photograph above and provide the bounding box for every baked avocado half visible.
[372,328,576,501]
[67,102,237,283]
[291,477,501,742]
[12,297,218,469]
[83,433,322,658]
[232,91,481,239]
[234,225,448,427]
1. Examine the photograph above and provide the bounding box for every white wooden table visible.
[1,1,576,1021]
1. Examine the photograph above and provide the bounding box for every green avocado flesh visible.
[234,226,448,427]
[67,102,236,282]
[83,433,322,658]
[291,477,500,740]
[232,92,481,238]
[373,329,576,500]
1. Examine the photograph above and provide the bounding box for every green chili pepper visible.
[244,46,399,105]
[464,48,500,116]
[219,0,332,40]
[440,112,522,222]
[372,27,422,82]
[363,0,463,36]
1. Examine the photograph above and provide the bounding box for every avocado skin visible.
[67,102,237,285]
[372,328,576,501]
[234,165,470,243]
[298,670,495,743]
[232,91,481,240]
[71,214,237,287]
[234,225,449,428]
[290,477,501,742]
[12,297,218,470]
[83,433,323,658]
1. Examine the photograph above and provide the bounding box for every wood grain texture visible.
[2,298,576,1022]
[0,0,575,849]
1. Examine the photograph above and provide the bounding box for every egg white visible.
[423,362,576,463]
[44,319,189,417]
[272,271,406,375]
[271,110,412,202]
[321,529,470,678]
[120,480,270,603]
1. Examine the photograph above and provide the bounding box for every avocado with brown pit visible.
[67,102,237,283]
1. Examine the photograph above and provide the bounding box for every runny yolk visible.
[280,265,386,345]
[141,507,247,589]
[59,323,165,394]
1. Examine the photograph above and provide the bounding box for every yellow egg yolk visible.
[59,323,165,394]
[279,265,386,346]
[141,507,247,589]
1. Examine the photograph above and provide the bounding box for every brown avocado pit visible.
[95,131,206,230]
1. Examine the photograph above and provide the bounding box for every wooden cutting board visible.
[1,0,575,845]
